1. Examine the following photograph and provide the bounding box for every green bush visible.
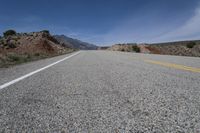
[132,45,140,53]
[26,54,31,59]
[0,39,3,44]
[7,53,32,63]
[7,54,20,62]
[41,30,50,34]
[8,43,16,48]
[186,42,196,48]
[3,30,16,37]
[34,53,40,56]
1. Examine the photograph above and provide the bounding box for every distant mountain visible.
[54,35,98,50]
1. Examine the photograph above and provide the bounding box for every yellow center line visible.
[144,59,200,73]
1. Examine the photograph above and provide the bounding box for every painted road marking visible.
[0,51,81,90]
[144,59,200,73]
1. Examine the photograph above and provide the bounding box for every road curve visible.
[0,51,199,132]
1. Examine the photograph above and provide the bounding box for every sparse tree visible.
[41,30,50,34]
[132,45,140,53]
[3,30,16,37]
[186,41,196,48]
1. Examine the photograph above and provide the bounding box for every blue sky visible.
[0,0,200,45]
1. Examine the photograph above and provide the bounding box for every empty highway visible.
[0,51,200,132]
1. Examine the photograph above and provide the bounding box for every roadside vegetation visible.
[132,45,140,53]
[0,51,75,67]
[186,41,196,48]
[3,30,17,37]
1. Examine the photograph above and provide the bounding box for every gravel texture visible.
[0,51,200,132]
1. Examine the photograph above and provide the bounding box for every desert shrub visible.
[3,30,16,37]
[186,42,196,48]
[7,53,33,63]
[7,53,20,62]
[26,54,31,59]
[34,53,40,56]
[132,45,140,53]
[13,37,19,41]
[41,30,50,34]
[8,43,16,48]
[0,39,3,44]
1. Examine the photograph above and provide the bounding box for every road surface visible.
[0,51,200,132]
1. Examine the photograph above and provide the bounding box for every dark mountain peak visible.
[54,35,98,50]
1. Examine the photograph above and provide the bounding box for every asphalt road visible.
[0,51,200,132]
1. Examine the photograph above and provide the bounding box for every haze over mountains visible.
[54,35,98,50]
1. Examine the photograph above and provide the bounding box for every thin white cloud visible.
[153,5,200,42]
[86,4,200,45]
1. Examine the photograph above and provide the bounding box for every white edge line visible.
[0,51,81,90]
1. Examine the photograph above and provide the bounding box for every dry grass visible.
[0,49,75,68]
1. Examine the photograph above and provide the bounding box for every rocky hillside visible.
[105,40,200,57]
[0,30,73,67]
[144,40,200,57]
[54,35,98,50]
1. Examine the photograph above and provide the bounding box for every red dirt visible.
[145,46,161,54]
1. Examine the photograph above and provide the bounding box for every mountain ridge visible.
[54,35,98,50]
